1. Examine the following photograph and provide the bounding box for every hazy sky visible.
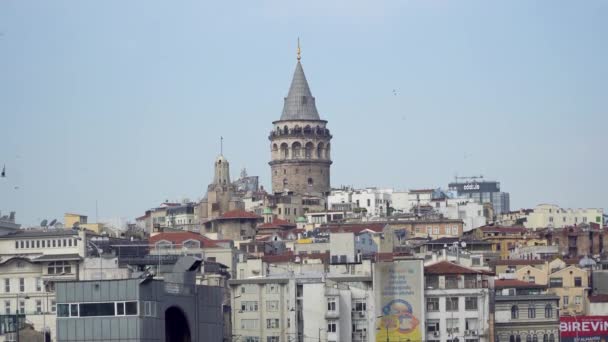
[1,1,606,226]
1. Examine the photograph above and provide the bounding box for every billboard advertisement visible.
[374,259,424,342]
[448,181,500,193]
[560,316,608,342]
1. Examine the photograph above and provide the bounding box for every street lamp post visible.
[14,293,30,342]
[377,315,390,342]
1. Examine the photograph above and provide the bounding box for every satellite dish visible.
[461,241,467,248]
[40,219,48,227]
[49,219,57,226]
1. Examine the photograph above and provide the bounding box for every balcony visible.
[352,311,366,320]
[326,310,339,319]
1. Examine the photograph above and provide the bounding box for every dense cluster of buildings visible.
[2,48,607,342]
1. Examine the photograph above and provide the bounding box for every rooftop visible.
[495,279,547,289]
[425,261,488,275]
[216,209,261,220]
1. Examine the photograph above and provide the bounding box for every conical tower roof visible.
[280,61,321,121]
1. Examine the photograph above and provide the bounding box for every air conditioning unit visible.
[433,332,440,337]
[472,330,478,336]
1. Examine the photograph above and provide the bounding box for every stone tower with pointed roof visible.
[269,47,332,196]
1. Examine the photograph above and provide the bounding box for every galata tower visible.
[269,42,332,196]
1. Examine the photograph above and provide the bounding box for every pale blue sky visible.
[1,1,606,226]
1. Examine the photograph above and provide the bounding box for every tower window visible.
[283,169,286,175]
[308,178,313,185]
[283,178,288,186]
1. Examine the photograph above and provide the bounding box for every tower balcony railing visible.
[268,131,332,140]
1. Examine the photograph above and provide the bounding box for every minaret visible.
[268,41,332,195]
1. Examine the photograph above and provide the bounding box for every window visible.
[36,300,42,314]
[327,322,337,333]
[36,240,40,248]
[327,297,336,311]
[241,284,257,294]
[267,337,280,342]
[20,241,24,248]
[427,297,439,312]
[68,239,72,247]
[52,240,56,247]
[80,303,115,317]
[511,305,519,319]
[354,301,366,312]
[465,318,478,331]
[48,261,71,275]
[527,336,532,342]
[116,302,125,315]
[575,296,582,305]
[528,276,536,283]
[549,334,555,342]
[528,305,536,318]
[563,296,569,306]
[19,278,24,292]
[549,277,563,288]
[545,304,553,318]
[433,227,439,235]
[240,319,259,330]
[465,297,478,311]
[426,320,440,333]
[51,300,56,313]
[183,240,200,249]
[15,241,18,249]
[574,277,582,287]
[266,319,279,329]
[543,335,548,342]
[19,300,25,314]
[447,318,459,334]
[367,199,371,207]
[4,279,9,293]
[446,297,459,311]
[244,338,259,342]
[266,284,279,294]
[36,278,42,292]
[4,301,10,314]
[533,335,538,342]
[241,301,258,312]
[26,241,30,248]
[41,240,45,248]
[266,301,279,312]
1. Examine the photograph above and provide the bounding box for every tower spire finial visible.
[220,136,223,155]
[297,37,301,61]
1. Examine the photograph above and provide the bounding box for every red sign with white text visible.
[560,316,608,342]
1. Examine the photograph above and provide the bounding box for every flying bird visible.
[1,165,5,178]
[392,89,397,96]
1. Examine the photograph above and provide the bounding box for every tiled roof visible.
[318,223,386,234]
[495,279,546,289]
[149,231,222,248]
[493,259,546,266]
[589,294,608,303]
[280,61,320,121]
[217,210,261,220]
[479,226,528,233]
[425,261,483,275]
[257,219,295,230]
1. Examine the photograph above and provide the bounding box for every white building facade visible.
[524,204,604,229]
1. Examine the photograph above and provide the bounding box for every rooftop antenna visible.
[297,37,301,61]
[220,136,223,155]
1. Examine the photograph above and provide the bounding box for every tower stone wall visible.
[268,60,332,196]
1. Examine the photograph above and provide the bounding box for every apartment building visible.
[0,229,87,341]
[424,261,492,342]
[493,280,560,342]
